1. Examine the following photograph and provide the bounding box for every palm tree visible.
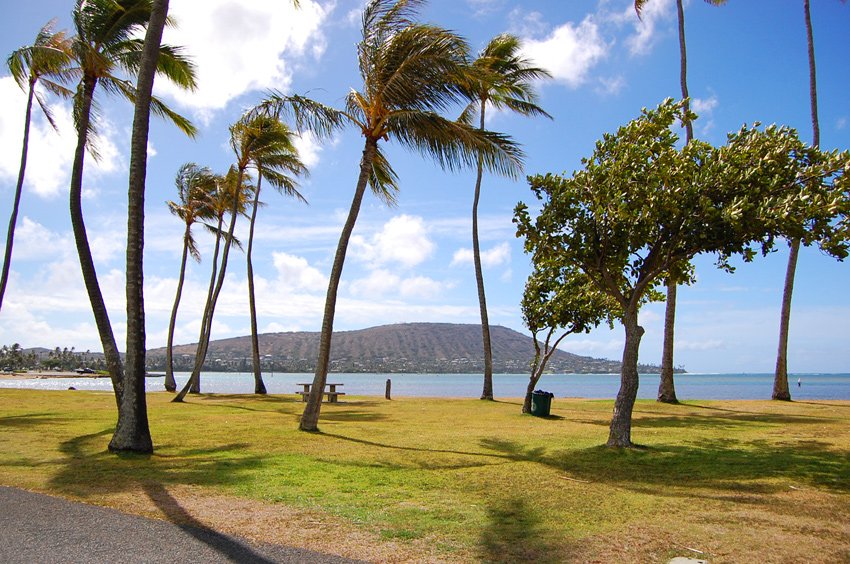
[112,0,176,453]
[164,163,216,392]
[242,115,308,395]
[458,33,551,401]
[635,0,726,403]
[773,0,846,400]
[68,0,196,403]
[256,0,523,431]
[1,21,73,313]
[173,166,252,402]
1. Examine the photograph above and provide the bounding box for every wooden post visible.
[385,378,391,400]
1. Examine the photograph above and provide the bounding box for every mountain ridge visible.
[148,322,670,374]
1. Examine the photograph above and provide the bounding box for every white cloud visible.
[596,75,626,95]
[399,276,450,300]
[351,214,435,268]
[158,0,330,117]
[622,0,675,56]
[293,131,325,169]
[837,117,847,130]
[520,16,609,88]
[451,242,511,268]
[272,251,326,290]
[348,268,401,298]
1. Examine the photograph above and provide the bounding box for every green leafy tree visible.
[68,0,196,405]
[515,99,849,447]
[458,33,551,401]
[164,163,216,391]
[256,0,523,431]
[242,115,307,394]
[1,21,73,313]
[635,0,727,403]
[519,269,613,414]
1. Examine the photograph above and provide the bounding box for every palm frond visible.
[252,91,352,139]
[368,144,400,206]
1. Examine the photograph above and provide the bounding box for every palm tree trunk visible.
[473,103,494,401]
[175,169,244,401]
[247,174,266,394]
[173,215,222,402]
[657,0,691,401]
[773,0,818,400]
[164,225,191,392]
[0,79,36,313]
[110,0,168,453]
[607,306,644,448]
[773,239,799,401]
[69,75,124,407]
[300,138,377,432]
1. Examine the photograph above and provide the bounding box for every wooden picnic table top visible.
[295,382,344,387]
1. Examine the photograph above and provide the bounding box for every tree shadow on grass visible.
[478,436,850,494]
[0,413,65,429]
[479,495,569,564]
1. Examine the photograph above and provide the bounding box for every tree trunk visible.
[773,0,818,401]
[0,79,35,313]
[175,167,244,401]
[658,0,691,398]
[607,307,645,448]
[246,173,266,394]
[164,225,191,392]
[657,280,678,403]
[109,0,168,453]
[473,104,494,401]
[172,215,222,402]
[300,138,377,432]
[773,239,799,401]
[69,75,124,407]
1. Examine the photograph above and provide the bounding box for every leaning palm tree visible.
[164,163,216,392]
[68,0,196,403]
[256,0,523,431]
[635,0,726,403]
[1,21,73,314]
[773,0,846,400]
[173,166,252,402]
[242,115,308,395]
[458,33,551,401]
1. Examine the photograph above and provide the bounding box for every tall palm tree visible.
[458,33,551,401]
[164,163,216,392]
[773,0,845,400]
[68,0,196,403]
[1,21,73,313]
[635,0,726,403]
[112,0,176,453]
[242,115,308,395]
[257,0,523,431]
[173,166,252,402]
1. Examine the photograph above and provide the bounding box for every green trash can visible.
[530,390,554,417]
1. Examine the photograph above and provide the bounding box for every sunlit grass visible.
[1,389,849,562]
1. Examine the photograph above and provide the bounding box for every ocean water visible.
[3,372,849,401]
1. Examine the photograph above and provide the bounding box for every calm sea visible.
[2,372,849,400]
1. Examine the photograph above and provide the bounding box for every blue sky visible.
[0,0,848,373]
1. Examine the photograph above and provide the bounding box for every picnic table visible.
[295,382,345,403]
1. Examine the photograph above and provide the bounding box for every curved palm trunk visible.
[164,223,191,391]
[69,75,124,407]
[0,79,36,313]
[607,306,644,448]
[300,138,377,432]
[246,174,266,394]
[773,239,799,401]
[110,0,168,453]
[175,170,244,401]
[473,104,494,401]
[774,0,818,401]
[657,0,691,403]
[173,215,222,402]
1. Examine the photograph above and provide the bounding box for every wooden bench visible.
[296,383,345,403]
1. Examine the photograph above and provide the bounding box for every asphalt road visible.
[0,487,363,563]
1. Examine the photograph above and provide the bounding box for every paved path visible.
[0,487,362,563]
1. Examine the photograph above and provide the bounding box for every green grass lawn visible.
[1,389,848,562]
